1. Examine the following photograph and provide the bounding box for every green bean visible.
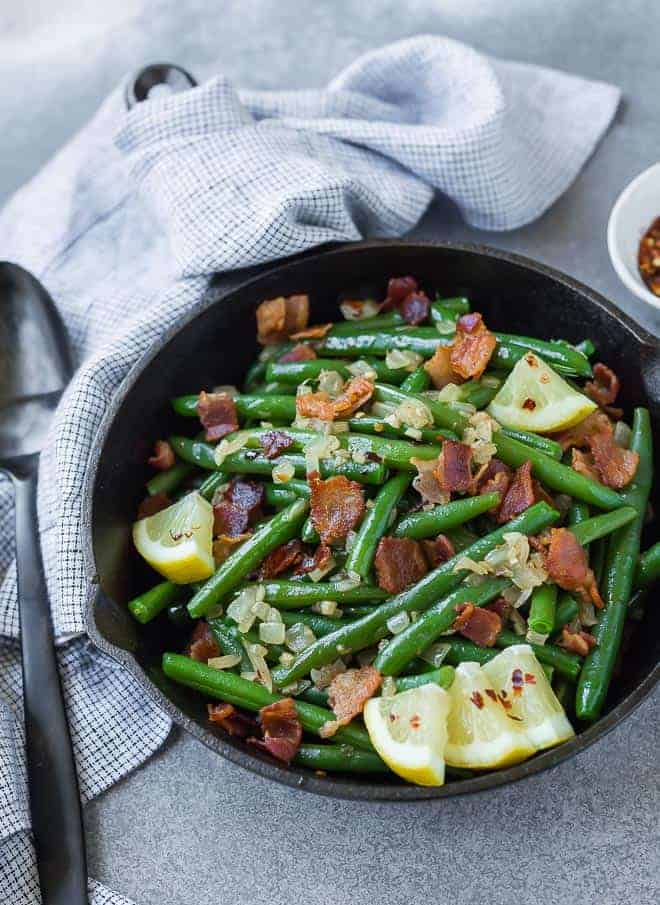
[198,470,228,500]
[328,313,405,335]
[447,525,479,551]
[490,333,593,377]
[590,537,607,586]
[374,382,625,509]
[393,493,501,540]
[568,501,590,528]
[457,379,500,410]
[264,480,311,508]
[172,393,297,423]
[170,436,218,470]
[128,581,179,624]
[494,630,581,681]
[576,408,653,720]
[207,618,251,671]
[500,429,563,461]
[569,507,637,546]
[432,297,471,316]
[244,359,267,392]
[345,472,411,579]
[375,578,509,676]
[256,580,388,608]
[146,461,195,497]
[401,366,431,393]
[301,517,320,544]
[266,359,352,384]
[261,381,298,395]
[341,605,380,618]
[162,653,374,750]
[347,416,459,444]
[395,665,455,691]
[528,584,558,636]
[575,339,596,358]
[553,594,579,632]
[272,502,559,686]
[188,499,309,618]
[635,541,660,589]
[294,744,388,774]
[279,610,346,637]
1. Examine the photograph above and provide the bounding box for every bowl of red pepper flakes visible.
[607,161,660,311]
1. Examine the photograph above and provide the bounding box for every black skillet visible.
[83,240,660,801]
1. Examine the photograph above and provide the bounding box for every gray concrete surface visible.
[1,2,658,903]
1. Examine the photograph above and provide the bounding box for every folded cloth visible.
[0,35,619,903]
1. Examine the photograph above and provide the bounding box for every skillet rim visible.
[82,239,660,801]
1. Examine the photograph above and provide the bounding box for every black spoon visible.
[0,263,87,904]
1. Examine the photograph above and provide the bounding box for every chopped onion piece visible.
[340,299,380,320]
[420,642,451,667]
[259,622,286,645]
[280,679,311,696]
[454,556,492,576]
[385,348,423,372]
[212,384,239,398]
[214,430,250,466]
[304,435,340,475]
[207,654,242,670]
[279,652,295,667]
[432,383,463,403]
[381,676,397,698]
[525,629,548,645]
[434,318,457,335]
[613,420,632,449]
[285,623,317,653]
[244,642,272,691]
[463,411,499,466]
[308,552,336,583]
[310,658,346,689]
[384,398,433,430]
[347,360,378,380]
[404,427,422,440]
[272,460,296,484]
[386,612,410,635]
[251,600,271,621]
[318,369,345,397]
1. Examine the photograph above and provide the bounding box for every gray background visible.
[2,1,659,903]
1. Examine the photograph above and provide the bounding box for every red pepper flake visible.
[470,690,485,709]
[485,688,498,702]
[522,398,536,411]
[524,672,537,684]
[511,668,524,696]
[410,714,422,729]
[507,714,523,722]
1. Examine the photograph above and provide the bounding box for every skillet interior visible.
[84,241,660,801]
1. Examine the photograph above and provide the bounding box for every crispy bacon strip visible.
[571,448,600,483]
[553,410,612,451]
[290,323,332,340]
[295,390,335,421]
[544,527,603,608]
[330,376,374,418]
[585,363,620,408]
[557,628,597,657]
[137,492,171,519]
[256,294,309,345]
[374,537,429,594]
[589,431,639,489]
[213,478,264,537]
[319,666,382,738]
[197,391,239,441]
[452,603,502,647]
[424,345,455,389]
[436,440,473,493]
[421,534,456,568]
[295,543,333,576]
[279,343,317,363]
[400,292,430,325]
[258,539,304,578]
[411,456,450,505]
[309,472,365,545]
[450,312,497,380]
[472,457,512,502]
[208,703,259,738]
[148,440,175,471]
[497,460,535,524]
[188,622,220,662]
[261,430,295,459]
[485,597,511,620]
[382,275,418,309]
[249,698,303,764]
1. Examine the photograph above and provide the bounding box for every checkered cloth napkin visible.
[0,35,619,903]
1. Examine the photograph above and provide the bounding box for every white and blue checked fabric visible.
[0,35,619,903]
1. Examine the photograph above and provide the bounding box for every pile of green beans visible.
[126,289,657,786]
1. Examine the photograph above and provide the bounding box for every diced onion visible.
[525,629,548,645]
[404,427,422,440]
[386,612,410,635]
[259,622,286,645]
[309,552,336,583]
[614,420,632,449]
[420,642,451,667]
[212,384,239,397]
[310,658,346,689]
[385,349,423,372]
[433,383,463,402]
[311,599,340,617]
[214,431,250,466]
[347,360,378,380]
[285,622,317,652]
[304,435,340,474]
[244,642,272,691]
[207,654,242,670]
[340,299,380,320]
[384,398,433,430]
[318,369,345,397]
[381,676,397,698]
[272,460,296,484]
[434,318,457,335]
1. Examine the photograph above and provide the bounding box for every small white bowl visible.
[607,162,660,311]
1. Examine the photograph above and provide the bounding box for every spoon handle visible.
[14,469,89,905]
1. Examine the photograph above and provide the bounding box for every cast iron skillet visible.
[83,241,660,801]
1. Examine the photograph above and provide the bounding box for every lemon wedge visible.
[132,492,215,583]
[445,662,536,770]
[363,684,450,786]
[482,645,575,751]
[488,351,596,433]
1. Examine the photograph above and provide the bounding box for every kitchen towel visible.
[0,34,619,903]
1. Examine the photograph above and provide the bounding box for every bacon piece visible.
[319,666,382,738]
[256,294,309,345]
[258,539,304,578]
[290,323,332,340]
[571,448,600,482]
[213,478,264,536]
[400,292,430,325]
[554,410,613,451]
[497,460,535,524]
[436,440,473,493]
[450,312,497,380]
[208,703,259,738]
[188,622,220,662]
[532,480,556,509]
[213,532,251,565]
[295,390,335,421]
[421,534,456,568]
[279,343,317,363]
[382,275,418,309]
[411,456,450,505]
[330,376,374,418]
[137,492,171,519]
[197,390,239,441]
[374,537,428,594]
[249,698,303,764]
[295,543,333,576]
[473,457,512,502]
[261,430,294,459]
[585,363,620,408]
[309,472,365,545]
[485,597,511,621]
[589,431,639,489]
[557,628,597,657]
[452,603,502,647]
[545,527,603,608]
[148,439,175,471]
[424,345,455,389]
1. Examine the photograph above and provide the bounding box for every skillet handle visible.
[14,469,88,905]
[125,63,198,109]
